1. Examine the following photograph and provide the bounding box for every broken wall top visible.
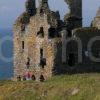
[65,0,82,17]
[13,0,62,33]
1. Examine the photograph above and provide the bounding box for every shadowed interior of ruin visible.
[53,38,100,75]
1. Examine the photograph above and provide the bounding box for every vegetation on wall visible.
[15,12,30,26]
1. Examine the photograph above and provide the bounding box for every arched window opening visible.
[66,40,81,66]
[37,27,44,37]
[21,24,25,31]
[23,76,26,81]
[40,9,44,14]
[68,53,75,66]
[17,75,21,81]
[40,75,45,82]
[40,58,46,68]
[40,49,46,68]
[31,75,36,80]
[22,41,24,50]
[48,27,56,38]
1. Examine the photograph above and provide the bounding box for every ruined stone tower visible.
[13,0,62,81]
[13,0,100,81]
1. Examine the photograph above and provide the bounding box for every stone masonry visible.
[13,0,100,81]
[13,0,63,81]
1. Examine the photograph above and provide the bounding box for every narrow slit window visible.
[22,41,24,49]
[26,57,30,69]
[40,49,43,58]
[40,49,46,68]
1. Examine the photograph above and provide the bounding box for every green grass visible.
[0,74,100,100]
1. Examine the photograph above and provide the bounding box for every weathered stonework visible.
[64,0,82,28]
[13,0,62,81]
[92,7,100,29]
[13,0,100,81]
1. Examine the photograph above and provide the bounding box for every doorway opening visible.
[68,53,75,66]
[31,75,36,80]
[17,75,21,81]
[23,76,26,81]
[40,75,45,82]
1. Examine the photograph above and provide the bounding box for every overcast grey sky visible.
[0,0,100,29]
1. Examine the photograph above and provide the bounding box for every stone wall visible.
[13,0,100,80]
[13,0,62,81]
[92,7,100,29]
[72,28,100,71]
[64,0,82,28]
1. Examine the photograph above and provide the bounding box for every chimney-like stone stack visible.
[64,0,82,28]
[25,0,36,16]
[38,0,49,14]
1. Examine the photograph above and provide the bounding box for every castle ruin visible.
[13,0,100,81]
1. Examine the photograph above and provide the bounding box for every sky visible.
[0,0,100,29]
